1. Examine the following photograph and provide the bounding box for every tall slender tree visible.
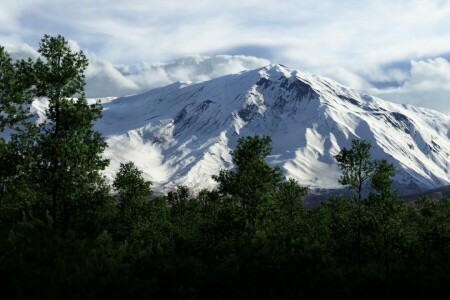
[335,139,374,205]
[32,35,109,233]
[0,46,37,224]
[335,139,375,266]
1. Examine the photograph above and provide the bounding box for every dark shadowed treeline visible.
[0,36,449,299]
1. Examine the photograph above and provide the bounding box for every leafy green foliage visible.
[214,135,283,197]
[1,37,449,298]
[335,139,374,204]
[113,162,171,251]
[114,161,152,209]
[213,135,284,234]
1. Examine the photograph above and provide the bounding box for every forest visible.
[0,35,449,299]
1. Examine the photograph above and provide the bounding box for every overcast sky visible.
[2,0,450,114]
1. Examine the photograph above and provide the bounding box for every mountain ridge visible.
[35,64,450,194]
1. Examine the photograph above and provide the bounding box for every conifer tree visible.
[32,35,109,233]
[0,46,38,223]
[0,46,35,132]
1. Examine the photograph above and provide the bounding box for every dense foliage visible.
[0,36,449,299]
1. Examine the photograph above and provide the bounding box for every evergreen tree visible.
[0,46,39,226]
[0,46,35,132]
[32,35,109,234]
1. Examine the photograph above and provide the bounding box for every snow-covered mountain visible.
[92,64,450,194]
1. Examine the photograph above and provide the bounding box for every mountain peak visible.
[46,65,450,195]
[261,63,293,76]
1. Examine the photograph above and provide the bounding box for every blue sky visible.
[2,0,450,113]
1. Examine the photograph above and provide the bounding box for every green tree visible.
[196,189,221,263]
[0,46,35,132]
[414,197,450,272]
[276,179,307,227]
[273,178,308,257]
[213,135,283,234]
[335,139,374,205]
[32,35,109,234]
[323,196,355,266]
[113,161,152,238]
[334,139,375,266]
[0,45,39,226]
[167,185,202,257]
[113,162,172,261]
[114,162,152,208]
[370,160,395,198]
[365,160,406,272]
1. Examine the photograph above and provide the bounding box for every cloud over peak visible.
[3,40,450,114]
[85,55,270,98]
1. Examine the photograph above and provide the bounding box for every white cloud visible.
[2,0,450,70]
[67,39,81,52]
[322,67,373,91]
[85,58,139,98]
[4,42,270,98]
[86,54,270,97]
[2,0,450,114]
[133,55,270,84]
[3,41,450,114]
[371,58,450,113]
[406,58,450,91]
[4,43,39,60]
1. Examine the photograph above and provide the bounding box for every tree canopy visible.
[0,36,449,299]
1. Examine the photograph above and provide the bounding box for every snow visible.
[28,64,450,194]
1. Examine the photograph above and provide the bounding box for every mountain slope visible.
[92,64,450,194]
